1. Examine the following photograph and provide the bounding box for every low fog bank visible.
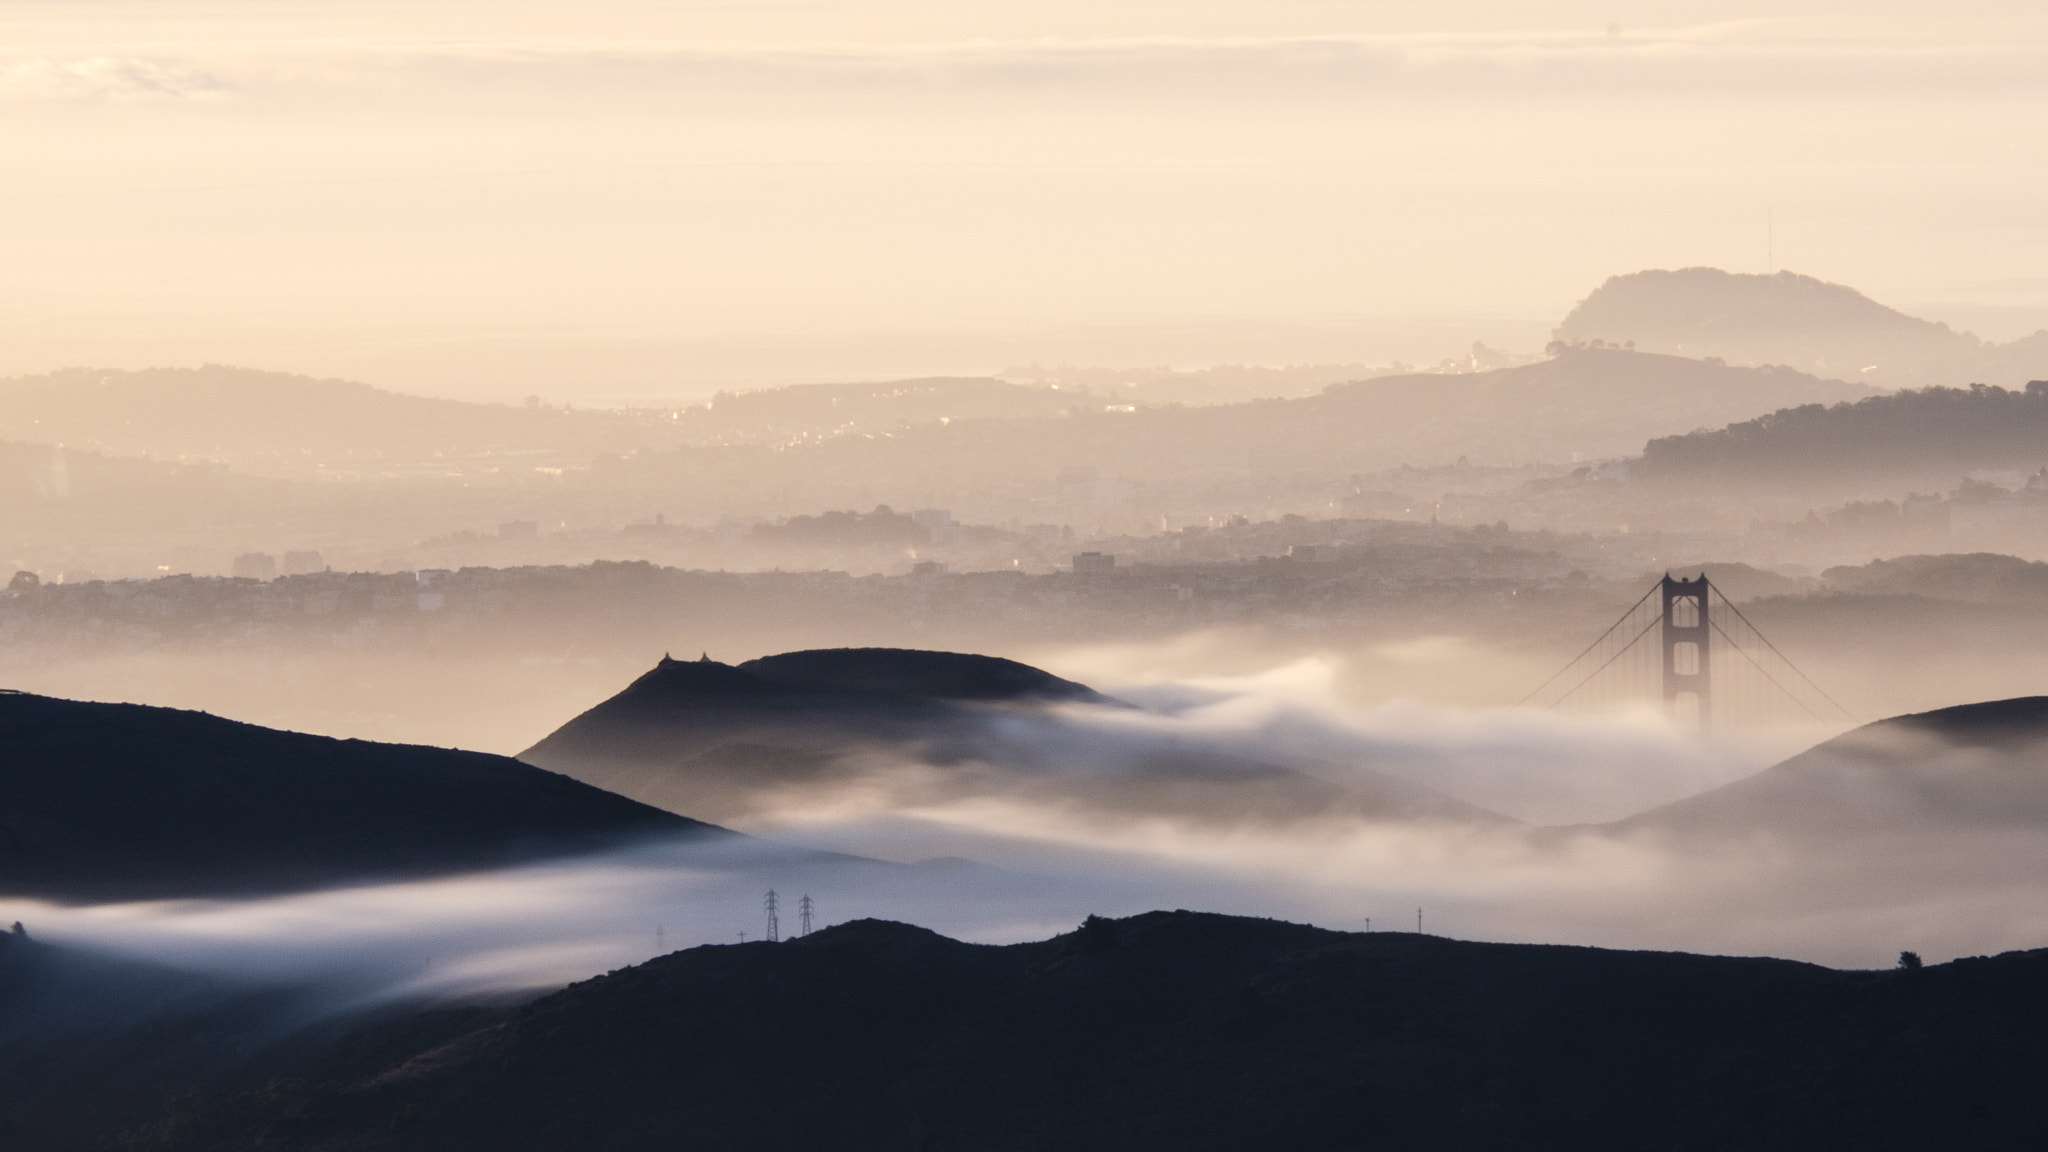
[12,759,2048,1008]
[9,673,2043,1002]
[8,612,2047,991]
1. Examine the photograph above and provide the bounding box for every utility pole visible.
[1417,907,1423,935]
[1365,917,1371,933]
[799,894,815,937]
[764,889,780,943]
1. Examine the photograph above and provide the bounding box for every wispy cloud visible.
[9,18,2045,105]
[0,56,231,103]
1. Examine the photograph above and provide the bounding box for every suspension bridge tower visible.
[1521,572,1852,732]
[1660,575,1711,734]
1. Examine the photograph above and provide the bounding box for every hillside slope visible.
[119,910,2048,1152]
[0,692,719,902]
[1615,696,2048,838]
[610,349,1873,505]
[1556,267,2048,389]
[1639,382,2048,491]
[0,366,672,476]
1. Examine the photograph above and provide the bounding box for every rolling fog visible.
[8,3,2048,1098]
[8,676,2042,1013]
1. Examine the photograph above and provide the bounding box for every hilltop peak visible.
[1559,268,1946,344]
[738,647,1112,704]
[1551,267,2027,388]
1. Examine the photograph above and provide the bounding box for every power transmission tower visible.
[798,894,815,937]
[764,889,780,943]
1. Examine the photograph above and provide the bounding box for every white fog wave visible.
[6,662,2038,1022]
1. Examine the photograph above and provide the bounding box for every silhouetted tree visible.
[1897,951,1923,970]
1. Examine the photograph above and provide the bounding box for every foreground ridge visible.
[124,910,2048,1151]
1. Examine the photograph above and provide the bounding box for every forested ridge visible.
[1642,381,2048,482]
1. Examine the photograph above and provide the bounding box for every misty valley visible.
[10,265,2048,1150]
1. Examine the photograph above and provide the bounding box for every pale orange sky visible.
[3,1,2046,401]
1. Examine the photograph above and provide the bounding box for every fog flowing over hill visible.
[15,0,2048,1133]
[1556,268,2048,390]
[13,272,2048,1151]
[1616,697,2048,839]
[519,650,1505,828]
[15,667,2048,1146]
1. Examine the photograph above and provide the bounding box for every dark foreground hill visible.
[520,649,1498,827]
[121,910,2048,1152]
[0,692,718,902]
[0,926,511,1152]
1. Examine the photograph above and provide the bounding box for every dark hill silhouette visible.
[0,926,516,1152]
[1615,696,2048,838]
[0,692,719,903]
[1556,267,2048,389]
[740,647,1113,703]
[1639,381,2048,491]
[520,650,1498,827]
[118,910,2048,1152]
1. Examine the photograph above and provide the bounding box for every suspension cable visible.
[1709,586,1857,722]
[1550,617,1662,708]
[1708,619,1826,723]
[1517,583,1660,706]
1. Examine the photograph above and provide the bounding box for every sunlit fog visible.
[8,2,2048,1148]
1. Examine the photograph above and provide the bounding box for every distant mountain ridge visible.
[0,369,1091,475]
[1557,267,2048,389]
[680,377,1081,444]
[0,692,719,902]
[1638,381,2048,490]
[0,366,676,477]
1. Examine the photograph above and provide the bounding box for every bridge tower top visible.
[1660,575,1711,734]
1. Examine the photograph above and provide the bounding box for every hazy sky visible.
[4,1,2046,400]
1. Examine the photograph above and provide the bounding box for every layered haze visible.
[4,1,2047,398]
[11,2,2048,1143]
